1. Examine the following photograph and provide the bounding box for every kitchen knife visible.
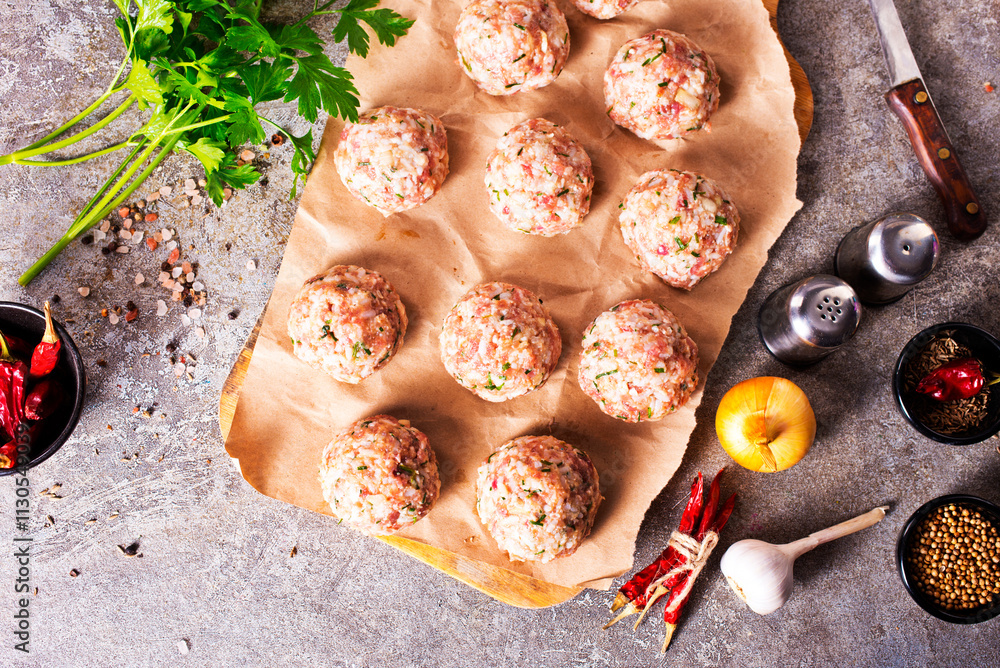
[866,0,986,240]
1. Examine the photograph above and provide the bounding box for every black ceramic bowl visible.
[897,494,1000,624]
[892,322,1000,445]
[0,302,85,474]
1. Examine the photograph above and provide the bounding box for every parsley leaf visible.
[221,90,266,145]
[238,60,291,105]
[284,53,359,123]
[179,137,225,173]
[135,0,174,34]
[125,59,163,109]
[333,0,415,58]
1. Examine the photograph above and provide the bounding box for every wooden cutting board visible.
[218,0,813,609]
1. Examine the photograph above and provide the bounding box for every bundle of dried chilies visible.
[604,469,736,652]
[0,303,64,468]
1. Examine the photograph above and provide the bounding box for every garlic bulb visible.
[720,539,795,614]
[720,506,889,615]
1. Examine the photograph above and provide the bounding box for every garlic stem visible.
[784,505,890,559]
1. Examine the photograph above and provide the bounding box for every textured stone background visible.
[1,0,999,666]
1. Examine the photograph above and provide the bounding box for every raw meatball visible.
[578,299,699,422]
[569,0,640,20]
[604,29,720,140]
[455,0,571,95]
[288,265,407,383]
[476,435,601,562]
[485,118,594,236]
[334,106,449,216]
[440,282,561,401]
[319,415,440,536]
[619,169,740,290]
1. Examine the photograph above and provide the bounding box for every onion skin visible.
[715,377,816,472]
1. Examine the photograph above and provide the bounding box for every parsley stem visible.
[19,133,178,286]
[2,94,137,164]
[15,87,123,154]
[75,140,147,224]
[161,113,232,136]
[11,141,133,167]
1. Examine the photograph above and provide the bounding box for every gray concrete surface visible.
[1,0,999,666]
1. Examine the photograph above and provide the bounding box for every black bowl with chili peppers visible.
[0,302,85,474]
[892,322,1000,445]
[897,494,1000,624]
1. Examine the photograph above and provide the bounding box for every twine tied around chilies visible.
[632,530,720,627]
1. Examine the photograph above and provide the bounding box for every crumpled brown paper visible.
[224,0,801,589]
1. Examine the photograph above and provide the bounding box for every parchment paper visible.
[224,0,802,589]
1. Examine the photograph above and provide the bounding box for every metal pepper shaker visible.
[757,274,862,365]
[834,212,939,305]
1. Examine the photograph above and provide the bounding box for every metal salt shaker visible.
[834,212,939,305]
[758,274,862,365]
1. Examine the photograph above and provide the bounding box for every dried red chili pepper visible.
[661,490,737,651]
[916,358,985,401]
[29,302,61,380]
[609,473,704,617]
[24,379,62,421]
[0,440,17,469]
[0,360,29,444]
[604,469,737,653]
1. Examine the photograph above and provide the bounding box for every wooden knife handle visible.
[885,79,986,241]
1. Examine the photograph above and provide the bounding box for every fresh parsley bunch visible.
[3,0,413,286]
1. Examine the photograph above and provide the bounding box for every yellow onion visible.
[715,377,816,472]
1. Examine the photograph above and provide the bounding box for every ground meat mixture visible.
[288,265,407,383]
[320,415,440,536]
[440,282,561,401]
[334,106,449,216]
[568,0,640,20]
[619,169,740,290]
[578,299,699,422]
[485,118,594,236]
[476,435,601,562]
[604,29,720,140]
[455,0,571,95]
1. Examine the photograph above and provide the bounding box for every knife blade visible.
[866,0,986,240]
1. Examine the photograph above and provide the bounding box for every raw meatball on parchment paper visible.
[334,106,449,216]
[619,169,740,290]
[476,435,601,563]
[440,282,561,402]
[287,265,407,383]
[455,0,571,95]
[604,29,720,140]
[485,118,594,236]
[569,0,641,20]
[578,299,699,422]
[320,415,440,536]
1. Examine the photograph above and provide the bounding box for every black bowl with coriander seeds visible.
[897,494,1000,624]
[0,302,86,475]
[892,322,1000,445]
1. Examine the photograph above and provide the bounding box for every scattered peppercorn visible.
[227,309,239,320]
[81,235,94,245]
[907,503,1000,612]
[271,133,286,146]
